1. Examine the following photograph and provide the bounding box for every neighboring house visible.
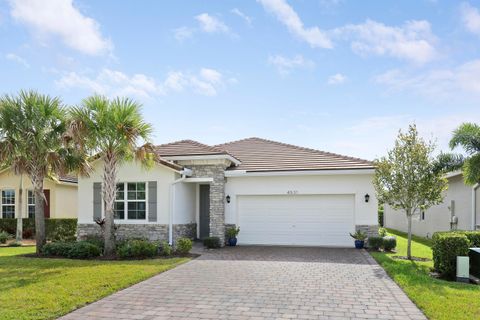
[0,168,78,219]
[77,137,378,247]
[384,171,480,238]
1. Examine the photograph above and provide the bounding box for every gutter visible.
[168,169,190,245]
[473,183,480,230]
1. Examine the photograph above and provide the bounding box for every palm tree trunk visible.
[16,174,23,243]
[103,152,118,257]
[407,209,412,260]
[32,173,45,254]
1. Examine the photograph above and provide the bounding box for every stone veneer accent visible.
[356,224,379,238]
[77,223,196,242]
[188,164,228,244]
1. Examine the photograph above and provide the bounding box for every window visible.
[2,189,15,218]
[28,190,35,218]
[114,182,146,220]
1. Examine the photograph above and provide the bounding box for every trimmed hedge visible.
[432,232,471,279]
[203,236,221,249]
[368,236,383,250]
[383,236,397,251]
[42,241,101,259]
[175,238,193,255]
[116,239,158,259]
[159,241,172,256]
[0,218,77,241]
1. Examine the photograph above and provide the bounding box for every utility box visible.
[469,248,480,278]
[456,256,470,283]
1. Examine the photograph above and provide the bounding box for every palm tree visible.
[450,123,480,185]
[69,95,153,256]
[0,90,88,253]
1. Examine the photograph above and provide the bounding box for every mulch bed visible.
[392,255,431,262]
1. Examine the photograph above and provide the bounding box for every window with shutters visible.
[113,182,147,221]
[1,189,15,218]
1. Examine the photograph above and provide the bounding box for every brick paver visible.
[60,246,426,320]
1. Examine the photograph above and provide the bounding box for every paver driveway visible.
[61,246,425,320]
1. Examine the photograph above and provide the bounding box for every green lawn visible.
[371,229,480,320]
[0,246,189,320]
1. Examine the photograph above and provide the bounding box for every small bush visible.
[432,232,470,279]
[0,218,77,240]
[0,231,10,244]
[117,239,158,259]
[462,231,480,247]
[8,241,22,247]
[22,228,34,239]
[83,235,105,250]
[42,241,101,259]
[203,236,221,249]
[378,227,387,237]
[383,236,397,251]
[68,241,101,259]
[175,238,192,255]
[368,236,383,250]
[159,241,172,256]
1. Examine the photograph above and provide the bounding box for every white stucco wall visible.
[224,172,377,226]
[384,175,475,237]
[173,182,196,224]
[78,160,178,224]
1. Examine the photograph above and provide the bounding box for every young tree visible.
[373,124,447,259]
[69,96,153,256]
[0,90,88,253]
[449,122,480,185]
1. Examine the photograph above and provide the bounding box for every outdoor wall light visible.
[365,194,370,203]
[226,195,231,203]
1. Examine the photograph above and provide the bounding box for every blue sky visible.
[1,0,480,160]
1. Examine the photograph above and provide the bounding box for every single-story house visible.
[384,171,480,237]
[77,137,378,247]
[0,168,78,219]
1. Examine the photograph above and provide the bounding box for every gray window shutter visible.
[93,182,102,221]
[148,181,157,222]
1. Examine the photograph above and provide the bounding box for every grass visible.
[0,246,189,320]
[371,228,480,320]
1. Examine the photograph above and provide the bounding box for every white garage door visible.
[237,194,355,247]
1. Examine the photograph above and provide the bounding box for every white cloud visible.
[335,19,437,64]
[460,2,480,36]
[268,54,315,75]
[173,26,195,41]
[231,8,252,26]
[195,13,229,34]
[9,0,112,55]
[56,67,229,98]
[327,73,347,85]
[5,53,29,68]
[375,59,480,99]
[257,0,333,49]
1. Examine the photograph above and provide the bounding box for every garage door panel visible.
[238,194,355,247]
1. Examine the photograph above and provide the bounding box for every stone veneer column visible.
[189,164,227,243]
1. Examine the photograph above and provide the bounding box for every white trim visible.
[184,177,214,183]
[224,168,375,177]
[163,154,241,166]
[169,175,186,245]
[105,181,149,223]
[445,170,463,179]
[473,183,479,230]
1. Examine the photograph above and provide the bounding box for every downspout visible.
[473,183,480,230]
[169,171,188,245]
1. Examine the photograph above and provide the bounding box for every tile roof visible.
[157,140,229,157]
[215,137,374,172]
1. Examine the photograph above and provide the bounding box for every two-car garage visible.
[237,194,356,247]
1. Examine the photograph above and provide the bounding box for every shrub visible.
[175,238,192,255]
[159,241,172,256]
[68,241,101,259]
[42,241,101,259]
[203,236,221,249]
[117,239,158,259]
[378,205,384,227]
[0,231,10,244]
[378,227,387,237]
[226,226,240,239]
[349,230,367,241]
[368,236,383,250]
[0,218,77,240]
[22,228,34,239]
[432,232,470,279]
[8,241,22,247]
[462,231,480,247]
[383,236,397,251]
[83,235,105,250]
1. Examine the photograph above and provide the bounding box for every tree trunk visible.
[103,153,118,257]
[16,175,23,243]
[32,174,45,254]
[407,209,412,260]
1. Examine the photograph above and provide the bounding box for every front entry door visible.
[199,185,210,239]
